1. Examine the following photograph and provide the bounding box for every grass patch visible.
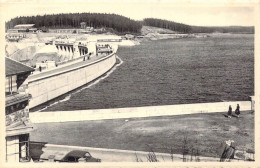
[31,111,254,158]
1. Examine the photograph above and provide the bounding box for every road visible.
[28,53,111,81]
[38,144,219,162]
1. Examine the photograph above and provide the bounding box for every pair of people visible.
[228,104,240,118]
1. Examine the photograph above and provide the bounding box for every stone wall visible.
[30,101,252,123]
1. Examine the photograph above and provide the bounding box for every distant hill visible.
[5,13,142,34]
[5,13,254,34]
[143,18,254,34]
[143,18,192,33]
[191,25,254,33]
[141,26,178,35]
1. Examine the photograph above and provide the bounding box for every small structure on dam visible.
[46,38,89,59]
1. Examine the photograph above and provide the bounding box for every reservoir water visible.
[41,34,254,111]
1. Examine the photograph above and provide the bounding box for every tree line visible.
[143,18,254,34]
[143,18,192,33]
[191,26,254,33]
[5,13,142,33]
[5,13,254,34]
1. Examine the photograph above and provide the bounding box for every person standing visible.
[235,104,240,117]
[228,105,232,118]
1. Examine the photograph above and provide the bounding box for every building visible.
[49,28,94,34]
[49,29,79,34]
[80,22,86,29]
[7,29,19,33]
[95,35,122,43]
[124,34,135,40]
[5,57,35,162]
[93,28,106,33]
[80,27,94,34]
[13,24,37,33]
[6,33,26,42]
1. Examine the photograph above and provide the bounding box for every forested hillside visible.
[144,18,254,34]
[5,13,254,34]
[191,26,254,33]
[143,18,192,33]
[5,13,142,33]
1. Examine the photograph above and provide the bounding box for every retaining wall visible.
[30,101,252,123]
[28,53,116,108]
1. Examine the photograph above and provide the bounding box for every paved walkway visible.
[28,53,113,81]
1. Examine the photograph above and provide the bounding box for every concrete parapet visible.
[30,101,251,123]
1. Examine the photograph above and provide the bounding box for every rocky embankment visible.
[118,26,209,46]
[5,33,55,66]
[140,26,208,41]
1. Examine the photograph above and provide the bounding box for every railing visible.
[6,140,30,162]
[5,92,19,96]
[56,54,91,66]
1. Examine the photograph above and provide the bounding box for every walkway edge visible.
[44,143,220,162]
[30,101,252,123]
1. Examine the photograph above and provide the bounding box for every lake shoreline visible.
[123,32,254,47]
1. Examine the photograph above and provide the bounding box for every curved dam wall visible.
[28,53,116,109]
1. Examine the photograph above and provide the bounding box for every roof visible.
[7,29,19,32]
[125,34,134,38]
[14,24,35,28]
[5,57,34,76]
[65,150,89,159]
[6,119,34,136]
[5,93,32,107]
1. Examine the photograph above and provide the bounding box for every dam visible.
[27,40,118,109]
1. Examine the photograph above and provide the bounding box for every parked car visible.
[40,150,101,162]
[61,150,101,162]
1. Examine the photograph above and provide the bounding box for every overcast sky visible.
[0,0,256,26]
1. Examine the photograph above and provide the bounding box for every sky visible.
[0,0,257,26]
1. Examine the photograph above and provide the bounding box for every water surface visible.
[41,34,254,111]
